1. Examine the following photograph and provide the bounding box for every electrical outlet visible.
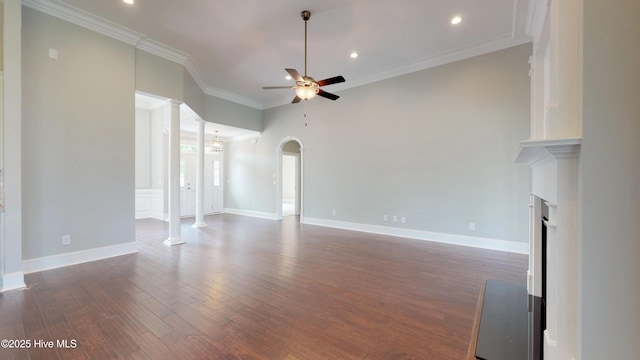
[392,216,398,222]
[401,217,406,224]
[332,209,336,216]
[383,214,388,221]
[469,222,476,231]
[61,235,71,246]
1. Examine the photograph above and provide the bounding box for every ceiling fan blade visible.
[317,89,339,101]
[316,75,345,87]
[292,96,302,103]
[262,86,293,89]
[285,68,304,82]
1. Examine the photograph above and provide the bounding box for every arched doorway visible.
[276,136,304,221]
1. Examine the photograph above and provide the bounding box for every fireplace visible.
[516,138,581,360]
[528,197,548,359]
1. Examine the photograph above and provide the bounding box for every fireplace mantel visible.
[514,138,582,166]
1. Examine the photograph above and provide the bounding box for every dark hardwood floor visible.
[0,215,527,359]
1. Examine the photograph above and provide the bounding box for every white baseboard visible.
[1,271,26,292]
[223,208,279,220]
[22,242,138,274]
[303,217,529,254]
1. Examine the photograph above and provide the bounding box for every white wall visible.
[134,106,167,220]
[581,1,640,358]
[226,44,532,247]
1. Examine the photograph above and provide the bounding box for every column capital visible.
[168,99,182,108]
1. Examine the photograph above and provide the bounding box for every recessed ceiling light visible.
[451,16,462,25]
[123,0,134,5]
[350,51,359,59]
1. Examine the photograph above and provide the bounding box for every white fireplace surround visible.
[516,137,581,360]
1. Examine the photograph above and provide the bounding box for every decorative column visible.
[192,119,207,228]
[164,100,185,246]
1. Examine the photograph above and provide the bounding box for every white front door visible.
[180,154,196,217]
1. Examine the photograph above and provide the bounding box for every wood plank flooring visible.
[0,215,527,359]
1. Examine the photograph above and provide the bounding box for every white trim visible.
[22,0,142,45]
[303,217,529,254]
[22,242,138,274]
[24,0,533,112]
[223,208,279,221]
[163,237,186,246]
[514,137,582,166]
[1,271,26,292]
[135,188,164,220]
[136,37,189,64]
[204,86,264,110]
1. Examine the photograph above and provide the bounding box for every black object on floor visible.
[475,280,528,360]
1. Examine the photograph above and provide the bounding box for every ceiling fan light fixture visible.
[295,84,319,100]
[262,10,345,103]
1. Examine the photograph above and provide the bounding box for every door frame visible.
[276,136,304,222]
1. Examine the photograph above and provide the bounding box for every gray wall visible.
[581,1,640,358]
[1,1,4,70]
[22,8,135,258]
[183,68,204,118]
[20,6,262,261]
[204,95,262,132]
[135,48,183,101]
[227,44,532,244]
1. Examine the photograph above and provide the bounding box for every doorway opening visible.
[277,137,304,221]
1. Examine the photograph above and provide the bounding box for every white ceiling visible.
[30,0,533,111]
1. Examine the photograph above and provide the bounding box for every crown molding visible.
[23,0,535,111]
[204,86,264,110]
[22,0,213,96]
[263,35,533,109]
[136,37,189,65]
[183,58,208,95]
[348,35,533,90]
[525,0,551,40]
[23,0,142,45]
[24,0,190,66]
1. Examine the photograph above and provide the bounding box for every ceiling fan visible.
[262,10,346,103]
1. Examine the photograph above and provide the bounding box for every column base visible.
[164,237,186,246]
[192,222,208,228]
[1,272,27,292]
